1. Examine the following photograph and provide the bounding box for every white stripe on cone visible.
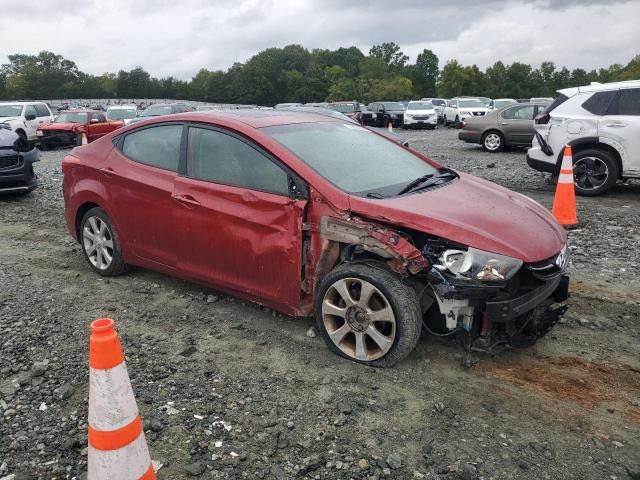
[89,362,139,431]
[88,433,152,480]
[558,172,574,183]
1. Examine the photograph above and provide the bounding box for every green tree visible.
[409,49,439,97]
[369,42,409,72]
[3,51,80,99]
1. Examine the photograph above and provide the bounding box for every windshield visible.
[430,99,445,106]
[408,102,433,110]
[262,122,437,195]
[0,105,23,117]
[55,112,88,123]
[494,100,516,109]
[141,106,173,117]
[330,103,356,113]
[107,109,137,120]
[459,99,486,108]
[382,102,405,111]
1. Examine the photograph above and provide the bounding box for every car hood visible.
[406,109,436,115]
[0,128,19,146]
[40,122,82,131]
[460,107,489,113]
[348,172,566,263]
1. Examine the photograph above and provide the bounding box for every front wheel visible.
[454,116,461,129]
[315,263,422,367]
[573,149,619,196]
[80,207,129,276]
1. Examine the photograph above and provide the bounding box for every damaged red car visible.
[37,109,124,149]
[62,110,569,367]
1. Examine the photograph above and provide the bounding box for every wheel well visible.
[482,129,503,139]
[75,202,100,238]
[15,128,26,136]
[570,142,623,179]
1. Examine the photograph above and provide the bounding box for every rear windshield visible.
[542,94,569,114]
[262,122,437,195]
[382,102,405,110]
[430,99,446,106]
[330,103,356,113]
[141,106,174,117]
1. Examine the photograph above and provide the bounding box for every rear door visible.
[23,105,40,140]
[172,124,308,307]
[107,123,184,268]
[598,87,640,176]
[501,104,536,145]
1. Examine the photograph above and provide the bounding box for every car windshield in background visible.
[107,109,137,120]
[430,100,446,106]
[55,112,88,123]
[330,103,356,113]
[459,99,486,108]
[494,100,516,109]
[382,102,405,110]
[408,102,433,110]
[0,105,23,117]
[262,122,438,195]
[141,106,173,117]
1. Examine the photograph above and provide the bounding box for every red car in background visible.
[328,102,363,124]
[37,109,124,149]
[62,110,569,367]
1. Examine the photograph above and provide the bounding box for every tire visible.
[315,262,422,368]
[454,116,461,129]
[443,115,448,126]
[80,207,129,276]
[16,130,28,141]
[572,148,619,196]
[481,130,504,152]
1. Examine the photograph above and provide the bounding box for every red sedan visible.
[62,110,569,367]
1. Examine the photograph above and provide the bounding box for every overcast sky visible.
[0,0,638,79]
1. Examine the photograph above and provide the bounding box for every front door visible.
[173,125,307,308]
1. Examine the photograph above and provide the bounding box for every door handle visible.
[172,194,201,208]
[606,122,626,128]
[500,122,508,125]
[99,167,115,178]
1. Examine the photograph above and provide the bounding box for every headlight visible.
[437,247,522,282]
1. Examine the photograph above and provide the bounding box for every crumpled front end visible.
[0,129,40,194]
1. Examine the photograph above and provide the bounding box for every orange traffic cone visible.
[387,120,393,132]
[81,133,88,145]
[88,318,156,480]
[551,145,579,228]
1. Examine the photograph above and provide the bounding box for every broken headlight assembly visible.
[435,248,523,282]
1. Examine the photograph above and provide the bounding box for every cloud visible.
[0,0,637,79]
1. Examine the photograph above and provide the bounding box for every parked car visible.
[488,98,517,110]
[62,109,569,367]
[274,103,303,109]
[368,102,405,127]
[0,128,40,194]
[328,102,362,124]
[528,80,640,196]
[421,98,447,123]
[0,102,54,142]
[304,102,329,108]
[402,101,438,129]
[443,97,489,127]
[478,97,492,108]
[106,105,139,125]
[458,103,549,152]
[37,110,124,149]
[530,97,554,103]
[128,103,194,125]
[359,105,377,126]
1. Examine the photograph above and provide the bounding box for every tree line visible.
[1,45,638,105]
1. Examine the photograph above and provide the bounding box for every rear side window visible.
[187,127,289,195]
[502,105,535,120]
[608,88,640,116]
[34,104,50,117]
[122,125,182,171]
[582,91,617,115]
[24,105,37,118]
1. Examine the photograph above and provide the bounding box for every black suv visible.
[0,129,40,194]
[368,102,405,127]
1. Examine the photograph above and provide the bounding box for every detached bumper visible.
[526,152,556,174]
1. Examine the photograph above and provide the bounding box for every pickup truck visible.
[0,102,54,142]
[37,109,124,149]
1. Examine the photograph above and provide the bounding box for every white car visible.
[105,105,139,125]
[403,100,438,129]
[0,102,54,141]
[530,97,554,103]
[421,98,447,122]
[443,97,489,128]
[489,98,517,110]
[527,80,640,196]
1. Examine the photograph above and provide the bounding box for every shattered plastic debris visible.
[38,403,47,411]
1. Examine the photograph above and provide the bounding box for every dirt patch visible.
[478,354,640,412]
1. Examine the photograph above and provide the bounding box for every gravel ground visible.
[1,127,639,480]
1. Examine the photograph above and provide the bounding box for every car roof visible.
[558,79,640,97]
[0,101,45,105]
[171,108,347,128]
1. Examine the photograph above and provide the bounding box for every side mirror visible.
[25,114,36,121]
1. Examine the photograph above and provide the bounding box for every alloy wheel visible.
[82,216,114,270]
[574,156,608,191]
[321,277,396,362]
[484,133,502,151]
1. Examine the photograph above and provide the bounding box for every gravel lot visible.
[1,127,639,480]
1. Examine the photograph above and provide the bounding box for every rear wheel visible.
[481,131,504,152]
[80,207,128,276]
[573,148,619,196]
[454,116,462,129]
[315,263,422,367]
